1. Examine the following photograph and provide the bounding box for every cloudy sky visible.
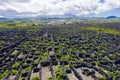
[0,0,120,18]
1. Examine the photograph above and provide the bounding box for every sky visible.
[0,0,120,18]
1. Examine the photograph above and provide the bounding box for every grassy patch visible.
[85,27,120,35]
[0,23,38,29]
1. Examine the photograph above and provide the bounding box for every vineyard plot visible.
[0,23,120,80]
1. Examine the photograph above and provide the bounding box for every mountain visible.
[107,16,117,19]
[0,18,8,21]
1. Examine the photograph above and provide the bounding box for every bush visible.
[99,76,106,80]
[0,70,9,79]
[12,61,20,67]
[48,76,54,80]
[56,73,67,80]
[32,76,39,80]
[11,69,18,75]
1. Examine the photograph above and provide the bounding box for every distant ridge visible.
[0,18,8,21]
[107,16,117,19]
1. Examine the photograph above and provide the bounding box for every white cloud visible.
[0,15,3,18]
[0,0,120,17]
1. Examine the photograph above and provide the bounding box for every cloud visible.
[0,15,3,18]
[0,0,120,18]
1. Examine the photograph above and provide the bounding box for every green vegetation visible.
[40,52,47,60]
[86,27,120,35]
[0,22,39,29]
[18,54,26,59]
[32,76,39,80]
[64,65,69,69]
[99,76,106,80]
[47,76,54,80]
[0,20,120,80]
[24,67,30,72]
[11,50,19,55]
[56,50,61,57]
[81,49,87,54]
[68,48,72,52]
[11,69,18,75]
[0,70,9,79]
[54,66,67,80]
[12,61,20,68]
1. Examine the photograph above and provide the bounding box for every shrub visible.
[56,73,66,80]
[99,76,106,80]
[48,76,54,80]
[32,76,39,80]
[12,61,20,67]
[0,70,9,79]
[11,69,18,75]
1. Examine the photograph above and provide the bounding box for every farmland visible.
[0,19,120,80]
